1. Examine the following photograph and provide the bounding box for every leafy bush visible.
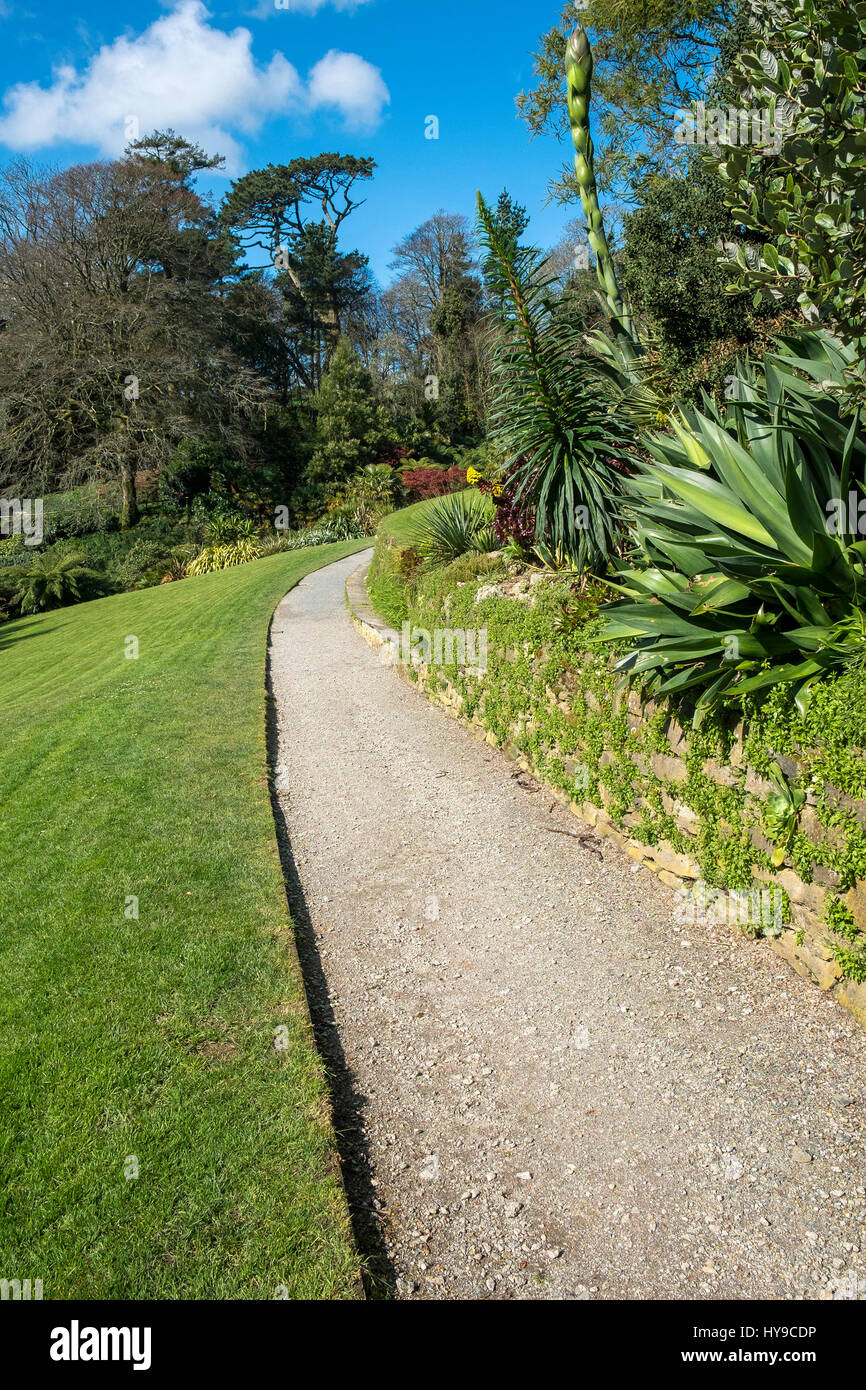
[113,540,176,590]
[600,331,866,715]
[205,513,257,545]
[717,0,866,362]
[399,465,467,502]
[42,486,121,542]
[327,464,397,535]
[186,538,263,575]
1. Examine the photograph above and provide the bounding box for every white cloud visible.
[0,1,388,168]
[308,50,390,130]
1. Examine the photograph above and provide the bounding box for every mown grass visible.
[0,541,367,1299]
[366,495,449,627]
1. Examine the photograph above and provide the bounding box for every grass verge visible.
[0,541,367,1298]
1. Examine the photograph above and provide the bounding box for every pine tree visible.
[307,339,380,491]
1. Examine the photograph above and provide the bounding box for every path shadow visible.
[265,659,397,1300]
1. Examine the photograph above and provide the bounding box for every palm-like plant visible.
[415,491,493,565]
[599,332,866,715]
[476,192,626,569]
[14,550,106,613]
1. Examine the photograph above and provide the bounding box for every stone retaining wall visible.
[347,556,866,1030]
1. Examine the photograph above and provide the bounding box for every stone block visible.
[703,758,739,788]
[843,881,866,929]
[643,842,700,880]
[665,718,688,756]
[745,768,776,798]
[836,977,866,1027]
[651,751,688,784]
[794,940,842,991]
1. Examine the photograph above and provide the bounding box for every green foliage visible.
[13,550,107,614]
[476,193,626,568]
[186,538,263,575]
[824,893,860,942]
[205,513,257,545]
[516,0,734,204]
[761,765,806,866]
[717,0,866,363]
[600,331,866,714]
[308,339,381,491]
[620,162,784,400]
[326,463,397,536]
[414,490,493,565]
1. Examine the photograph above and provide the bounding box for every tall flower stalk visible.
[565,26,638,348]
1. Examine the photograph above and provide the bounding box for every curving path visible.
[269,551,866,1300]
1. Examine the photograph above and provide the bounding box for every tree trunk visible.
[120,457,139,529]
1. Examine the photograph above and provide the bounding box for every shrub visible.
[399,465,467,502]
[476,192,627,568]
[186,538,263,575]
[414,490,494,565]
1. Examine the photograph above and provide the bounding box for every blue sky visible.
[0,0,579,285]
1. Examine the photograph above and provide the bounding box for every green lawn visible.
[366,495,445,627]
[0,541,367,1299]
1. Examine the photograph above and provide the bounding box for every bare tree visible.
[0,150,266,524]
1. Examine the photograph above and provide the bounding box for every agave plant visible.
[599,331,866,715]
[476,193,626,569]
[415,491,493,565]
[14,550,106,613]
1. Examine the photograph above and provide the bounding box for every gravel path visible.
[268,551,866,1301]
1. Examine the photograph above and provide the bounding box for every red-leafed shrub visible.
[400,465,466,501]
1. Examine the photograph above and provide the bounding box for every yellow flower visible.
[492,484,503,498]
[466,467,482,484]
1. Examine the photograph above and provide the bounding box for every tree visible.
[481,190,530,313]
[125,128,226,178]
[307,339,381,492]
[0,148,264,525]
[387,212,485,437]
[220,154,375,378]
[619,159,786,398]
[389,211,478,318]
[220,155,375,267]
[277,224,373,391]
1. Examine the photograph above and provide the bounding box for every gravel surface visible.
[268,551,866,1301]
